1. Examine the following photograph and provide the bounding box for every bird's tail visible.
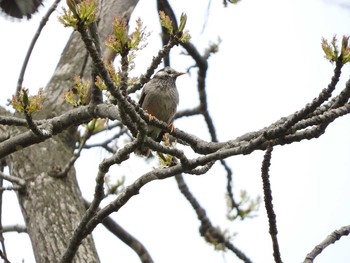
[134,145,151,157]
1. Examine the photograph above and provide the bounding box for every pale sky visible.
[1,0,350,262]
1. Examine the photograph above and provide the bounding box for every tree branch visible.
[304,225,350,263]
[175,173,253,263]
[0,225,27,234]
[83,199,154,263]
[261,146,282,263]
[0,171,25,187]
[0,165,6,261]
[16,0,62,95]
[61,137,139,262]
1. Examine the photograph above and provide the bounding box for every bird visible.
[0,0,43,19]
[135,66,185,156]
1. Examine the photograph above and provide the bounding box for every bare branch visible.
[23,110,52,138]
[304,225,350,263]
[156,0,178,66]
[264,60,343,140]
[160,7,239,220]
[0,114,43,127]
[61,169,107,262]
[0,171,25,187]
[0,186,23,192]
[0,166,7,261]
[16,0,62,95]
[175,174,253,263]
[87,9,103,105]
[83,199,154,263]
[0,225,27,234]
[261,146,282,263]
[127,35,187,94]
[61,138,139,262]
[84,126,129,153]
[175,106,201,119]
[0,248,10,263]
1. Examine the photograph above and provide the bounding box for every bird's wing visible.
[138,89,147,106]
[139,80,154,106]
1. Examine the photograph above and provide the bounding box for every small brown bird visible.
[136,66,184,156]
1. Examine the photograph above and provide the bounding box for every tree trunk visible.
[7,1,139,262]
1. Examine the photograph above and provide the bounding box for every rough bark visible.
[7,0,139,262]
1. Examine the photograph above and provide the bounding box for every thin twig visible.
[76,21,146,138]
[157,0,178,67]
[261,145,282,263]
[0,225,27,234]
[183,38,240,215]
[16,0,62,95]
[54,125,92,178]
[87,16,103,105]
[175,174,253,263]
[0,171,25,187]
[24,111,51,138]
[0,186,23,192]
[127,34,185,94]
[0,248,10,263]
[83,199,154,263]
[61,139,138,263]
[264,60,343,140]
[0,164,6,261]
[0,115,45,127]
[84,127,129,153]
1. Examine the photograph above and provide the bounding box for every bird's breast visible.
[143,86,179,124]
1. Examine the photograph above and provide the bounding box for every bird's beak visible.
[176,72,186,77]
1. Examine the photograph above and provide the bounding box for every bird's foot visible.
[147,112,155,122]
[163,133,170,145]
[168,123,175,133]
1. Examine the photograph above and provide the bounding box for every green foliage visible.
[107,18,128,53]
[85,118,107,134]
[322,36,339,63]
[157,151,174,167]
[95,64,138,92]
[105,175,125,195]
[341,36,350,64]
[95,76,107,91]
[207,38,221,54]
[64,76,90,107]
[226,190,260,221]
[59,0,98,29]
[180,30,191,43]
[11,88,44,114]
[159,11,173,35]
[322,35,350,64]
[105,17,149,88]
[106,63,121,86]
[159,11,191,43]
[106,17,149,55]
[157,134,176,167]
[178,13,187,33]
[130,18,149,51]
